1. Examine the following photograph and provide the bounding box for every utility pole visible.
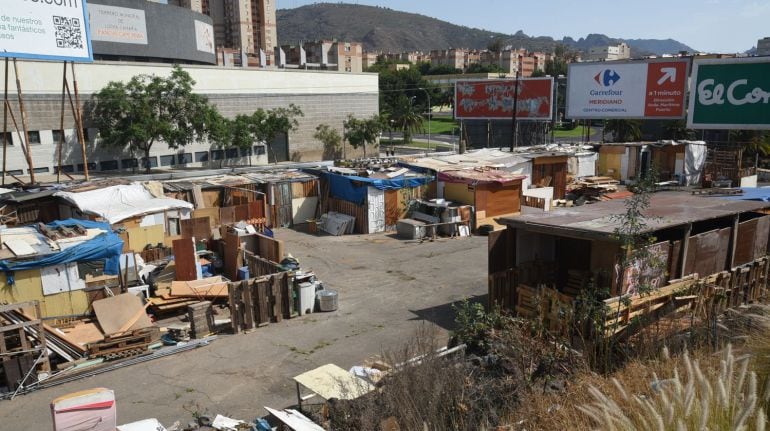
[510,70,521,151]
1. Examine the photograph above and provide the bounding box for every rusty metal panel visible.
[735,219,758,267]
[754,216,770,259]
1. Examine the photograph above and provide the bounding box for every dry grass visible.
[510,305,770,430]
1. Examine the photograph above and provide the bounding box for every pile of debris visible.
[560,176,630,206]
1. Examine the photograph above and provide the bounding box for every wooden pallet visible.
[86,327,158,361]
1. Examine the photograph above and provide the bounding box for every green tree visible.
[466,63,502,74]
[314,124,343,160]
[343,114,383,158]
[89,65,227,172]
[605,119,642,142]
[225,104,303,164]
[389,95,425,144]
[663,120,696,141]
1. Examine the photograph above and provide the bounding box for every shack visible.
[314,168,434,234]
[488,191,770,336]
[439,169,524,231]
[0,220,123,318]
[596,141,707,185]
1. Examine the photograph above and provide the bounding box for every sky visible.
[276,0,770,53]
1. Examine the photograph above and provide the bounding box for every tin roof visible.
[498,191,770,240]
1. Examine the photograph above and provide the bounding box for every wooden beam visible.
[729,214,740,269]
[70,62,89,181]
[679,223,692,279]
[0,301,39,314]
[12,58,35,184]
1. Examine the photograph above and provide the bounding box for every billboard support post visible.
[510,71,521,151]
[13,59,36,185]
[2,58,8,186]
[71,62,89,181]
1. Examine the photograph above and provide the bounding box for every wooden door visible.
[385,190,399,229]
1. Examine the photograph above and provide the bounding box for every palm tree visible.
[390,95,424,144]
[604,119,642,142]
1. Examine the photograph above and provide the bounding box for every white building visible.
[586,42,631,62]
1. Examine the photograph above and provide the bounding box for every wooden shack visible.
[438,169,524,231]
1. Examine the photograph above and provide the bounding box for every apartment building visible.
[177,0,277,60]
[279,40,363,72]
[363,51,379,69]
[430,49,468,70]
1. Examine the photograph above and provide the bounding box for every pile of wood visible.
[85,327,159,361]
[515,284,574,338]
[151,276,229,315]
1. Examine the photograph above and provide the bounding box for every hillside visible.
[276,3,696,55]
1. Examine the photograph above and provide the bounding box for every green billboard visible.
[688,57,770,130]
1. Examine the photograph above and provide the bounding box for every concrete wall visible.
[0,60,379,175]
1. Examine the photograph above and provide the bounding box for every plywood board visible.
[126,225,165,252]
[192,208,220,228]
[92,293,153,335]
[202,190,221,208]
[0,270,90,318]
[61,322,104,347]
[172,238,198,281]
[181,217,211,240]
[170,276,228,298]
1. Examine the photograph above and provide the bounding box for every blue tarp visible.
[322,172,434,205]
[722,188,770,202]
[0,219,124,284]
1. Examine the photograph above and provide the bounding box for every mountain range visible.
[276,3,696,56]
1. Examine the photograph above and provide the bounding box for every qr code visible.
[53,16,83,49]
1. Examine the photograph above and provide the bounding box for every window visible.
[55,165,74,173]
[77,162,97,172]
[100,160,118,171]
[239,147,252,157]
[0,132,11,146]
[178,153,192,165]
[211,149,224,160]
[195,151,209,162]
[141,157,158,169]
[160,155,175,166]
[31,167,49,173]
[6,169,23,176]
[27,131,41,145]
[225,147,239,159]
[121,158,138,169]
[254,145,266,155]
[52,130,65,144]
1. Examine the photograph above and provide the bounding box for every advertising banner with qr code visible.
[1,0,92,62]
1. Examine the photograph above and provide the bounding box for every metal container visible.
[316,289,339,312]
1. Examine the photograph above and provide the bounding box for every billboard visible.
[89,3,147,45]
[566,59,689,119]
[454,78,553,121]
[0,0,92,62]
[687,57,770,130]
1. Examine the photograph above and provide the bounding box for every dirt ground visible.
[0,229,488,430]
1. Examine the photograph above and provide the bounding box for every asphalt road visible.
[0,229,488,429]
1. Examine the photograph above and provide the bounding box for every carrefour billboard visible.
[1,0,93,62]
[566,59,689,119]
[454,78,553,121]
[687,57,770,130]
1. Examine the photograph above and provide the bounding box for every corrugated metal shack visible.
[311,167,434,234]
[488,191,770,337]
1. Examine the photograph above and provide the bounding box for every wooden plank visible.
[242,280,255,330]
[181,217,211,241]
[234,204,249,222]
[271,274,283,323]
[172,237,198,281]
[256,279,270,326]
[220,206,235,225]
